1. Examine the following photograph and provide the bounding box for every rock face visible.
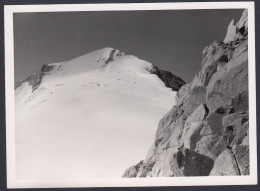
[123,10,249,177]
[149,65,186,91]
[15,64,55,91]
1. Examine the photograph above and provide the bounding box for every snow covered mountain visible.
[15,47,185,179]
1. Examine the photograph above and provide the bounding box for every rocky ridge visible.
[15,49,125,91]
[15,48,185,92]
[123,10,249,177]
[149,65,186,91]
[15,64,55,91]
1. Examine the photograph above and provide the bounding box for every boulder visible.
[151,147,179,177]
[210,149,240,176]
[209,113,248,158]
[195,133,221,159]
[200,107,228,136]
[206,58,248,112]
[179,149,214,176]
[181,122,204,150]
[150,149,214,177]
[222,112,248,128]
[185,104,207,126]
[183,86,207,116]
[192,42,230,89]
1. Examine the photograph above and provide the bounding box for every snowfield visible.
[15,48,176,179]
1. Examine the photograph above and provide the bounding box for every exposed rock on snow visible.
[123,10,249,177]
[15,64,55,91]
[149,65,186,91]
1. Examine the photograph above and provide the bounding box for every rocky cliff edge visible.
[123,9,249,177]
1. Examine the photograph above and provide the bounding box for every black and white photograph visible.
[4,1,257,188]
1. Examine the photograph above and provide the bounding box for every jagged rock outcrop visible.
[15,64,55,91]
[122,161,144,177]
[149,65,186,91]
[123,10,249,177]
[104,49,125,64]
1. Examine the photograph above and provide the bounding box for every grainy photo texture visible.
[4,2,257,188]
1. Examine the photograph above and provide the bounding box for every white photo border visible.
[4,1,257,188]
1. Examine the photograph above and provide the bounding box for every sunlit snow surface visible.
[15,48,176,179]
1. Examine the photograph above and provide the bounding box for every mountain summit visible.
[15,48,185,179]
[16,47,185,91]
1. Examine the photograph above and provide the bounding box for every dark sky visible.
[14,9,243,83]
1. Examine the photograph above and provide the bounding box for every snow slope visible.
[15,47,176,179]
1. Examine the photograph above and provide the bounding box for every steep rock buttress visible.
[123,9,249,177]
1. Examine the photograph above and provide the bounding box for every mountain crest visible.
[15,47,185,92]
[224,10,248,43]
[15,46,182,179]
